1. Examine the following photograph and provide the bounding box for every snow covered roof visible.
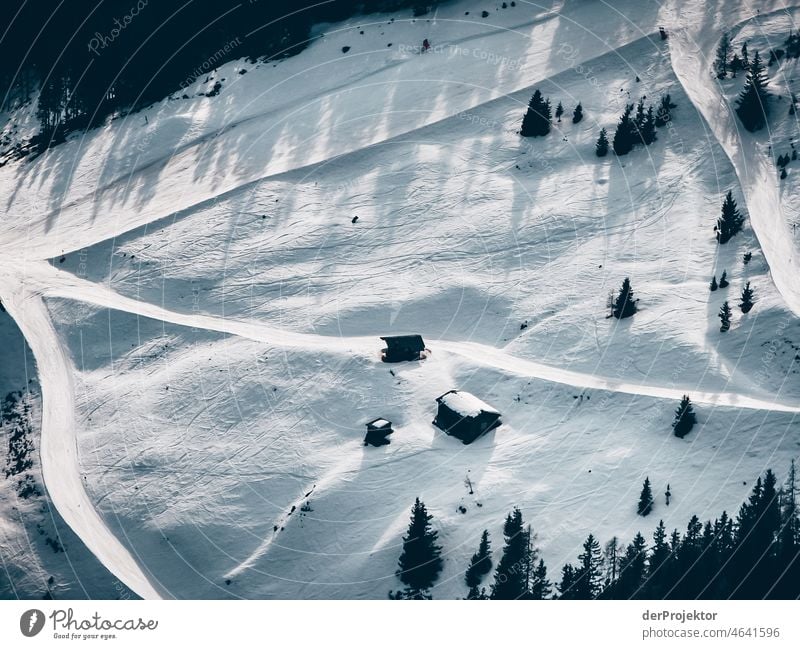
[436,390,500,417]
[366,418,392,428]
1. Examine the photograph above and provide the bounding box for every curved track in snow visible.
[2,0,800,599]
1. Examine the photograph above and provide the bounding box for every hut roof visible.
[380,334,425,349]
[366,418,392,428]
[436,390,500,418]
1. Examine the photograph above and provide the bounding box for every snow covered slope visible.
[1,0,799,599]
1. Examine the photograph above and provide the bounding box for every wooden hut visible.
[380,334,426,362]
[364,418,393,447]
[433,390,501,444]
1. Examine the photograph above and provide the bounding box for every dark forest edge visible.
[390,462,800,599]
[0,1,442,158]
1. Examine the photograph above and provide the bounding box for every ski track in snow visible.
[2,0,800,598]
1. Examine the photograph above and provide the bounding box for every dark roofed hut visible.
[380,334,426,363]
[364,418,393,447]
[433,390,501,444]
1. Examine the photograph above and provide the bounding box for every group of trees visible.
[560,464,800,599]
[520,90,583,137]
[1,0,439,151]
[717,34,771,131]
[394,462,800,599]
[596,94,674,157]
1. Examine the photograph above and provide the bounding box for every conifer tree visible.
[645,520,670,597]
[714,33,731,78]
[615,533,647,598]
[719,300,732,332]
[490,509,536,599]
[530,558,552,599]
[396,498,443,591]
[595,128,609,157]
[521,89,552,137]
[638,477,654,516]
[555,101,564,122]
[739,281,755,313]
[655,93,676,127]
[719,270,729,288]
[776,460,800,597]
[613,103,636,155]
[572,102,583,124]
[672,395,697,438]
[465,529,492,588]
[612,277,637,319]
[741,42,749,67]
[716,190,745,243]
[573,534,604,598]
[640,105,657,145]
[557,563,578,599]
[736,50,770,132]
[710,275,718,291]
[730,52,743,77]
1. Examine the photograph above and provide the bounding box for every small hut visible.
[380,334,426,363]
[364,418,393,447]
[433,390,501,444]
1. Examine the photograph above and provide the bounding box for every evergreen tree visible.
[730,52,743,77]
[741,42,749,67]
[615,533,648,598]
[490,509,536,599]
[396,498,443,590]
[672,395,697,438]
[464,529,492,588]
[531,559,552,599]
[736,50,770,132]
[776,460,800,597]
[715,190,745,243]
[739,281,755,313]
[655,93,676,127]
[641,106,657,145]
[572,102,583,124]
[714,33,731,78]
[638,477,654,516]
[555,101,564,122]
[719,300,732,332]
[612,277,637,319]
[595,128,609,157]
[645,520,670,597]
[612,103,636,155]
[557,563,578,599]
[465,585,488,599]
[520,89,552,137]
[719,270,729,288]
[710,275,718,291]
[572,534,604,598]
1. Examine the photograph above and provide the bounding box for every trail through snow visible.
[2,0,799,599]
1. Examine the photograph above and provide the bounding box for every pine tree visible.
[655,93,676,127]
[672,395,697,438]
[396,498,443,591]
[612,277,637,319]
[739,281,755,313]
[634,97,647,142]
[557,563,578,599]
[615,533,648,598]
[741,42,749,67]
[572,102,583,124]
[573,534,604,598]
[638,477,654,516]
[595,128,609,157]
[736,50,770,132]
[520,89,552,137]
[719,270,729,288]
[715,190,745,243]
[710,275,718,291]
[640,105,657,145]
[776,460,800,597]
[490,509,536,599]
[464,529,492,588]
[555,101,564,122]
[465,584,488,599]
[530,558,552,599]
[714,33,731,78]
[645,520,670,597]
[719,301,732,332]
[612,103,636,155]
[730,52,743,77]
